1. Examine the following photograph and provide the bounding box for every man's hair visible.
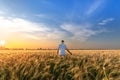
[61,40,64,42]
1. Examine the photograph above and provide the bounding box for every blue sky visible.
[0,0,120,49]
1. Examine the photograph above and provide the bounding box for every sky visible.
[0,0,120,49]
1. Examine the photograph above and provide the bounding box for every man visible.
[57,40,72,56]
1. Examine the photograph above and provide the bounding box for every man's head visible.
[61,40,64,43]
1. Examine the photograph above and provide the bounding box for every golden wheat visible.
[0,50,120,80]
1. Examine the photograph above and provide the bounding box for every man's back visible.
[59,43,67,55]
[57,40,72,56]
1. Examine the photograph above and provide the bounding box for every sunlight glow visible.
[0,40,5,46]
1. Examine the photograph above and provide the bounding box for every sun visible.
[0,40,5,46]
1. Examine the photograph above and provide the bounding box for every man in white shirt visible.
[57,40,72,56]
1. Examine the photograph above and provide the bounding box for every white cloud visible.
[24,34,40,40]
[98,18,114,25]
[61,23,105,41]
[0,16,48,32]
[46,29,69,39]
[0,16,107,41]
[0,16,51,40]
[0,16,68,40]
[86,0,104,15]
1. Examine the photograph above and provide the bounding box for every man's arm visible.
[66,48,72,55]
[57,48,59,55]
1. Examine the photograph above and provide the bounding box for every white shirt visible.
[58,43,67,55]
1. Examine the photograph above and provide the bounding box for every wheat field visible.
[0,50,120,80]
